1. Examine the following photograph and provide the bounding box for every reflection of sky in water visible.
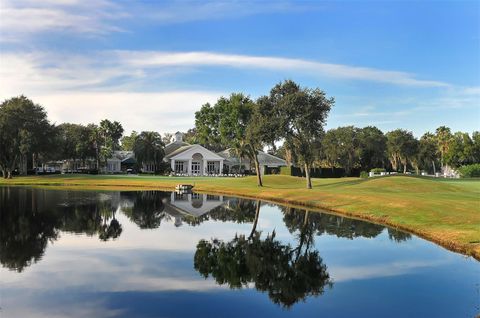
[0,189,478,318]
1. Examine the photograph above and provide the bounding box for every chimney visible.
[175,131,183,142]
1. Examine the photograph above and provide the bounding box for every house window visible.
[207,161,216,174]
[175,161,185,173]
[192,161,200,174]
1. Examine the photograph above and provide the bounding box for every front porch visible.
[170,157,223,176]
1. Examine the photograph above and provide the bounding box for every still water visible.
[0,187,478,318]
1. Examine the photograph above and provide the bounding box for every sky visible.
[0,0,479,136]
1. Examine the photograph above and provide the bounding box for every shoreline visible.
[1,174,479,261]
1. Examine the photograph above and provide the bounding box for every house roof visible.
[168,144,225,160]
[217,149,241,165]
[112,151,134,160]
[164,141,191,156]
[165,144,196,159]
[257,151,287,166]
[217,148,287,167]
[121,156,137,164]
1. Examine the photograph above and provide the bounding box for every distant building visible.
[105,151,136,173]
[164,132,226,175]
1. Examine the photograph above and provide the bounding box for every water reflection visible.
[194,204,332,308]
[0,187,411,274]
[0,187,477,318]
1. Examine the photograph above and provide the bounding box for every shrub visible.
[360,171,369,178]
[458,164,480,178]
[370,168,386,173]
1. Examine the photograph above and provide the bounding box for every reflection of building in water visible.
[165,192,225,226]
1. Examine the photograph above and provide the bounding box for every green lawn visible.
[1,174,479,260]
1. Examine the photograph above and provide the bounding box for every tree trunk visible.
[253,154,263,187]
[19,155,27,176]
[403,161,407,174]
[295,210,310,262]
[305,163,312,189]
[440,153,444,172]
[248,200,261,239]
[432,160,436,174]
[32,153,37,174]
[303,210,310,227]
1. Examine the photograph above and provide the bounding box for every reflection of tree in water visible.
[121,191,170,229]
[0,187,61,272]
[0,187,124,271]
[281,206,410,241]
[194,201,332,308]
[98,206,122,241]
[387,228,412,242]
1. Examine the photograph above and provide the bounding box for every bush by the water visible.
[458,164,480,178]
[370,168,386,173]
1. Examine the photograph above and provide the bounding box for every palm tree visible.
[133,131,165,173]
[230,140,249,173]
[435,126,452,170]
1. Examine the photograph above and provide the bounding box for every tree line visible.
[2,81,478,184]
[0,96,167,178]
[275,125,479,177]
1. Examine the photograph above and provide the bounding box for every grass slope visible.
[1,174,479,260]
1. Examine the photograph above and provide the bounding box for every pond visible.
[0,187,478,318]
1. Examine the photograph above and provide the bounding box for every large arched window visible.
[191,153,203,174]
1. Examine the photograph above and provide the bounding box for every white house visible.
[164,132,225,176]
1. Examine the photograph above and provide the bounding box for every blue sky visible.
[0,0,478,136]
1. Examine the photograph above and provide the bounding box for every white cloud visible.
[115,50,450,87]
[330,259,450,282]
[0,0,126,41]
[0,0,317,42]
[0,50,450,100]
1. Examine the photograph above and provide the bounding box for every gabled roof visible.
[217,148,287,166]
[217,149,241,165]
[164,140,191,156]
[257,151,287,166]
[165,144,196,159]
[167,144,225,160]
[121,156,137,164]
[111,151,135,161]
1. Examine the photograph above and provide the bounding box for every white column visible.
[171,159,175,172]
[219,160,223,175]
[203,159,207,175]
[187,159,192,175]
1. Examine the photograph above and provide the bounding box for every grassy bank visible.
[1,174,479,260]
